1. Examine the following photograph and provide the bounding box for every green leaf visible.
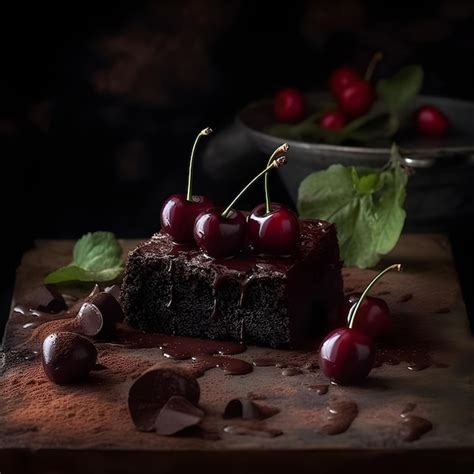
[376,65,423,114]
[297,146,408,268]
[351,168,380,194]
[44,231,124,284]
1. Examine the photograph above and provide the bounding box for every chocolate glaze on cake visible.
[121,219,343,348]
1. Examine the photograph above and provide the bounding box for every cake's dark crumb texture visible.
[121,219,343,348]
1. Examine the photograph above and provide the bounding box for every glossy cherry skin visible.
[339,293,393,339]
[248,203,300,255]
[338,80,375,118]
[416,105,450,137]
[160,194,213,244]
[193,207,246,259]
[329,67,360,99]
[274,88,305,123]
[319,110,348,130]
[319,327,375,385]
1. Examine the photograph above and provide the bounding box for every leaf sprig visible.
[45,231,124,284]
[297,145,409,268]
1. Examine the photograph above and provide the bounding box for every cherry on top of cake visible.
[159,128,301,260]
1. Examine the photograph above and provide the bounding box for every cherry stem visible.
[186,127,213,202]
[265,143,289,214]
[348,263,402,329]
[221,157,287,218]
[364,52,383,82]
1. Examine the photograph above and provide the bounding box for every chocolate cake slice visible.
[121,219,343,348]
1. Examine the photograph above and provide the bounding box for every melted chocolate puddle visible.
[320,400,358,435]
[13,305,53,319]
[375,344,448,372]
[399,414,433,441]
[308,384,329,395]
[398,403,432,441]
[192,356,252,376]
[109,324,252,377]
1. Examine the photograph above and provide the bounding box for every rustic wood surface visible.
[0,235,473,474]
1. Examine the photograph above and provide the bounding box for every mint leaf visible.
[297,146,408,268]
[376,65,423,114]
[372,145,408,255]
[45,231,124,284]
[351,168,380,194]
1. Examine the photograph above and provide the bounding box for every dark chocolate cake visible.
[121,219,343,348]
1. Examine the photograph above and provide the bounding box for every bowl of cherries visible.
[238,54,474,216]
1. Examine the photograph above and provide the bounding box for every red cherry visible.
[319,327,375,385]
[319,110,348,130]
[193,208,246,259]
[193,156,288,259]
[416,105,450,137]
[160,194,213,244]
[329,67,360,99]
[338,80,375,118]
[248,203,300,255]
[274,88,305,123]
[340,293,393,339]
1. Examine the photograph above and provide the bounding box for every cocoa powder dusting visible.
[0,348,156,448]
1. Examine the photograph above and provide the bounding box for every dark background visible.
[1,0,473,333]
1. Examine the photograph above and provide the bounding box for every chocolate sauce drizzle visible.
[320,400,358,435]
[110,324,252,377]
[399,414,433,441]
[308,384,329,395]
[375,345,448,372]
[13,305,50,319]
[398,403,432,441]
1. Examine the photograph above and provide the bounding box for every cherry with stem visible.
[248,143,300,255]
[346,263,402,337]
[160,127,214,244]
[338,52,383,118]
[194,157,288,259]
[319,260,401,385]
[186,127,213,201]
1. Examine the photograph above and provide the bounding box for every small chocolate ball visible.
[42,332,97,384]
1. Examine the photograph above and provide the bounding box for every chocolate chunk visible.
[75,292,124,337]
[154,395,204,436]
[90,292,124,323]
[128,366,200,432]
[104,284,122,303]
[25,285,67,313]
[76,302,103,336]
[41,332,97,384]
[223,398,279,420]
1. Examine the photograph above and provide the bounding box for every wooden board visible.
[0,235,473,474]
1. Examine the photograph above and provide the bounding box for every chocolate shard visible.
[128,366,200,432]
[223,398,279,420]
[25,285,67,313]
[154,395,204,436]
[104,284,122,303]
[75,292,124,338]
